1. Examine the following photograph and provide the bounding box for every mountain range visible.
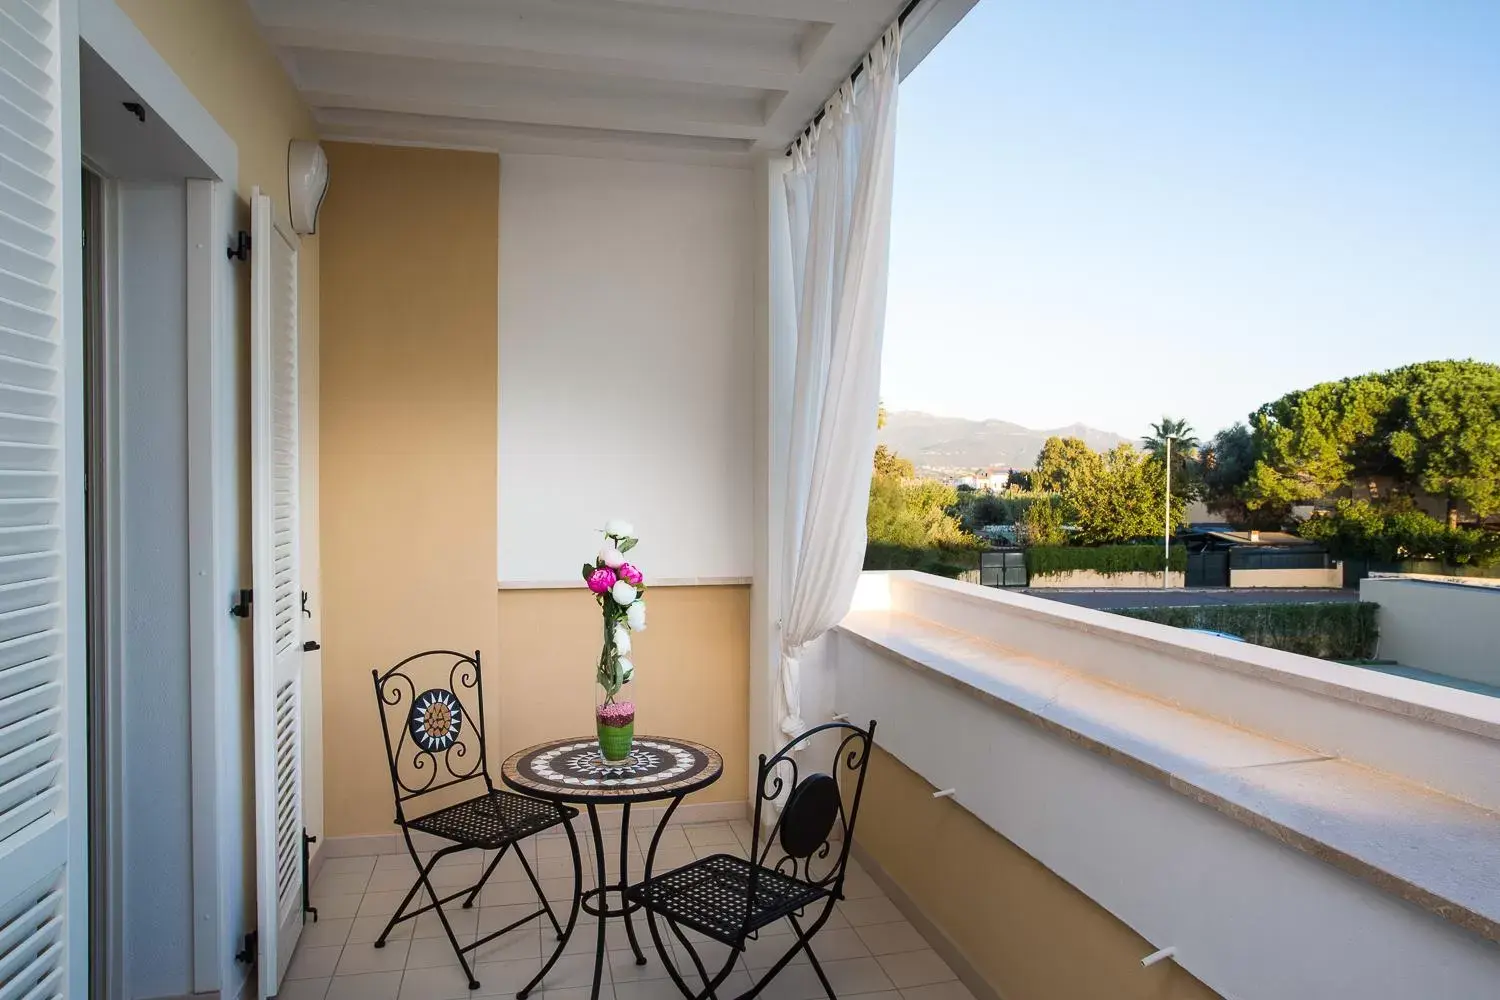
[878,411,1130,472]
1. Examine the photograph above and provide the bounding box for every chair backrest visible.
[745,720,877,907]
[372,649,493,819]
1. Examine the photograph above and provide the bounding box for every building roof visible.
[1195,529,1313,547]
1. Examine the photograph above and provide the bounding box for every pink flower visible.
[597,701,635,727]
[618,563,643,586]
[586,567,617,594]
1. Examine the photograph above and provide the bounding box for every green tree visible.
[1022,495,1067,546]
[867,441,977,550]
[1298,498,1500,567]
[1066,443,1186,545]
[1199,422,1273,526]
[1035,436,1103,494]
[1243,361,1500,526]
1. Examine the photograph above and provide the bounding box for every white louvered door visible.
[0,0,83,997]
[250,188,303,997]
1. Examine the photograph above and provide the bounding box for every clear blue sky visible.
[882,0,1500,440]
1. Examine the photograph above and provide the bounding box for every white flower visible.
[600,546,625,569]
[618,658,635,684]
[610,580,638,606]
[604,519,635,539]
[625,600,647,632]
[613,624,631,654]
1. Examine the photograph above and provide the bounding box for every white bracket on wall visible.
[831,712,848,722]
[1141,946,1178,968]
[932,788,957,799]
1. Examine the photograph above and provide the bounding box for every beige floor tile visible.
[404,935,471,971]
[844,993,901,1000]
[613,980,695,1000]
[277,978,330,1000]
[288,945,343,981]
[336,939,410,976]
[854,922,928,957]
[483,880,550,907]
[537,837,588,860]
[839,898,903,928]
[740,932,804,971]
[561,920,643,955]
[473,956,557,995]
[537,857,585,881]
[543,877,578,903]
[606,948,672,983]
[470,925,541,964]
[876,951,955,990]
[428,865,485,890]
[315,895,365,921]
[301,918,354,949]
[538,988,614,1000]
[637,828,688,853]
[822,957,896,995]
[397,963,482,1000]
[641,847,695,873]
[899,982,975,1000]
[326,971,403,1000]
[683,823,739,848]
[320,855,378,877]
[478,904,548,935]
[314,872,373,898]
[377,854,422,872]
[840,871,885,900]
[803,927,870,962]
[752,962,827,1000]
[367,869,421,894]
[348,915,413,945]
[360,890,417,919]
[528,952,600,991]
[415,907,479,940]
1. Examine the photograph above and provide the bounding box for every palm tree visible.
[1143,417,1199,462]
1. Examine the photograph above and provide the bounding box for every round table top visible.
[500,735,723,804]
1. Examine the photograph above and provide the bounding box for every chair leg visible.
[517,813,585,1000]
[732,905,837,1000]
[462,843,510,909]
[788,916,837,1000]
[515,840,565,937]
[380,838,480,989]
[668,918,739,1000]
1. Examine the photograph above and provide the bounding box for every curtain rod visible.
[785,0,924,156]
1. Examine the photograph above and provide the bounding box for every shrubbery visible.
[863,543,980,579]
[1298,498,1500,567]
[1113,602,1379,660]
[1026,543,1186,578]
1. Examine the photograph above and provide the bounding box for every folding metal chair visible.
[627,720,877,1000]
[372,650,580,989]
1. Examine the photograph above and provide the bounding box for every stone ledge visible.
[836,608,1500,948]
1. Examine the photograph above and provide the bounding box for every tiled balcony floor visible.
[288,818,973,1000]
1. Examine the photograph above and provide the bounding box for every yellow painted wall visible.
[318,142,749,837]
[857,747,1222,1000]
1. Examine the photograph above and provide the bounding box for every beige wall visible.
[1229,566,1343,588]
[319,143,749,837]
[857,747,1221,1000]
[115,0,327,834]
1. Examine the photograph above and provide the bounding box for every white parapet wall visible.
[837,571,1500,1000]
[1361,575,1500,687]
[1028,569,1185,589]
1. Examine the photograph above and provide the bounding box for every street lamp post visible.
[1163,434,1174,590]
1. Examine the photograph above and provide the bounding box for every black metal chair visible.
[372,650,580,989]
[627,720,877,1000]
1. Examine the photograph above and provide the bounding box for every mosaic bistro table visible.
[501,736,724,1000]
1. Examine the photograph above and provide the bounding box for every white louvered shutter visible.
[0,0,81,998]
[250,188,303,996]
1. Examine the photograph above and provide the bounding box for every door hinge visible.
[303,640,321,653]
[230,589,253,618]
[235,930,257,965]
[227,231,251,262]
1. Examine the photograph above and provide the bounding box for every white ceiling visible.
[248,0,974,165]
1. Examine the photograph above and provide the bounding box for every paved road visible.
[1024,588,1358,610]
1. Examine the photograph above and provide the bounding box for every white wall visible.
[117,182,194,998]
[1362,577,1500,687]
[497,154,753,585]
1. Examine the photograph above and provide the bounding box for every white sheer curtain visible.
[777,25,901,737]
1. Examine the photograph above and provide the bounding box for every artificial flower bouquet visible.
[583,520,647,762]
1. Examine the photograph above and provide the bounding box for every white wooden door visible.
[0,0,85,996]
[250,188,303,997]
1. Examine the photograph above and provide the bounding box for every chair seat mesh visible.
[627,853,830,945]
[408,790,575,849]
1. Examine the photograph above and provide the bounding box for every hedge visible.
[1026,543,1186,578]
[1113,602,1379,660]
[863,543,980,579]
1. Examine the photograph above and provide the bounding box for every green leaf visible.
[618,538,637,554]
[582,563,596,581]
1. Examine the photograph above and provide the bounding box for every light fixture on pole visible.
[1163,434,1174,590]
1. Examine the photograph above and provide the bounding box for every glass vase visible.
[596,680,635,764]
